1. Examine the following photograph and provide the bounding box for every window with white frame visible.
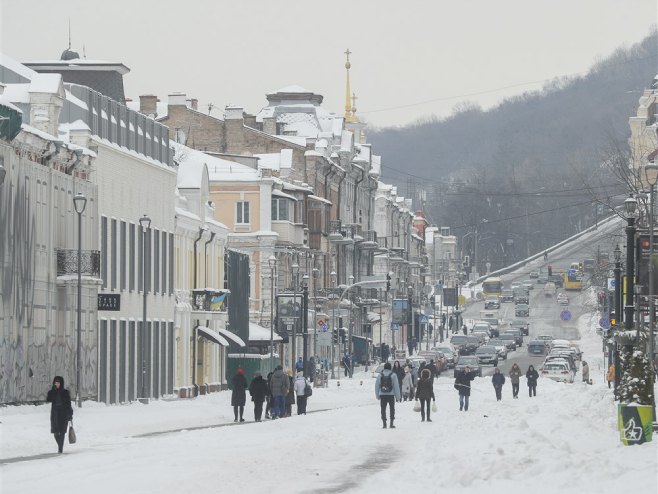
[236,201,250,224]
[271,198,290,221]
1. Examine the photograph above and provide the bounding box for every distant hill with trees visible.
[369,31,658,273]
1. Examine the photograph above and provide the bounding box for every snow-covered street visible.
[2,309,656,494]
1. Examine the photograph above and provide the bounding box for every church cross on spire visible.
[344,48,356,122]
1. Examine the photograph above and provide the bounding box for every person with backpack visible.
[249,372,268,422]
[268,365,289,419]
[509,363,522,399]
[375,362,401,428]
[415,368,435,422]
[526,365,539,397]
[492,367,505,401]
[293,371,309,415]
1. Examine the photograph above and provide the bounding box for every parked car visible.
[454,355,482,378]
[503,328,524,347]
[557,293,569,305]
[475,345,498,366]
[509,319,530,336]
[432,345,457,368]
[488,339,509,360]
[541,361,575,383]
[484,296,501,310]
[515,304,530,317]
[499,334,518,351]
[537,274,549,284]
[522,280,534,290]
[551,340,582,360]
[545,353,578,373]
[418,351,446,373]
[529,271,539,279]
[500,290,515,303]
[372,363,385,378]
[528,340,548,356]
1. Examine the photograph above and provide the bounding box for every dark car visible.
[513,289,529,304]
[509,319,530,336]
[475,345,498,366]
[528,340,548,356]
[537,274,549,284]
[549,275,564,288]
[503,328,524,347]
[459,335,481,355]
[454,355,482,378]
[515,304,530,317]
[499,334,517,351]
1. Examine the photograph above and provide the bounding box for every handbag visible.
[68,420,77,444]
[432,402,437,412]
[304,382,313,397]
[413,402,421,412]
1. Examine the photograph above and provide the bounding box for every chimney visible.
[224,105,244,121]
[28,74,64,137]
[190,98,198,111]
[168,92,187,107]
[139,94,158,116]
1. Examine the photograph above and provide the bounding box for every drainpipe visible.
[43,140,63,165]
[352,166,364,224]
[66,149,83,175]
[204,232,216,287]
[192,226,206,396]
[336,171,346,282]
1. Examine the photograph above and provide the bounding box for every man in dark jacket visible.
[375,362,401,428]
[415,368,435,422]
[249,372,268,422]
[454,366,477,411]
[492,368,505,401]
[268,366,289,419]
[265,371,274,418]
[526,365,539,397]
[47,376,73,453]
[231,369,248,422]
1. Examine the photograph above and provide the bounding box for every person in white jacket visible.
[294,372,309,415]
[401,366,414,401]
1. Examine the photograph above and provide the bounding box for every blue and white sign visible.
[560,309,572,321]
[321,324,329,332]
[608,278,616,290]
[599,317,611,329]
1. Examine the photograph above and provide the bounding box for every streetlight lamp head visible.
[73,192,87,214]
[614,244,621,262]
[348,275,354,283]
[0,163,6,186]
[139,214,152,231]
[268,255,277,269]
[645,162,658,186]
[330,271,337,284]
[292,263,300,276]
[312,267,320,278]
[624,196,638,216]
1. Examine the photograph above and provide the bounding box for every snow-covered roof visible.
[254,149,293,171]
[272,189,297,201]
[249,322,283,342]
[28,73,62,94]
[173,142,260,183]
[273,85,312,94]
[0,53,38,81]
[126,100,169,120]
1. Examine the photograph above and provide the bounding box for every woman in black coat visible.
[248,372,268,422]
[415,369,436,422]
[47,376,73,453]
[231,369,248,422]
[526,365,539,397]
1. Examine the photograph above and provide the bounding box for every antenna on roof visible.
[207,103,215,115]
[68,17,71,49]
[83,44,86,59]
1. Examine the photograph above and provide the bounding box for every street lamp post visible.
[312,266,320,359]
[268,255,277,371]
[302,273,309,376]
[613,244,622,392]
[73,192,87,408]
[348,274,354,361]
[330,271,337,379]
[291,262,300,371]
[139,214,151,403]
[624,196,638,332]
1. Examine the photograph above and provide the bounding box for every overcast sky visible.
[1,0,656,128]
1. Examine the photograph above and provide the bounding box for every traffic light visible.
[386,273,391,292]
[339,328,347,344]
[464,255,470,268]
[332,329,339,344]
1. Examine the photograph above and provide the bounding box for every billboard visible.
[443,287,458,307]
[391,298,410,325]
[637,233,658,298]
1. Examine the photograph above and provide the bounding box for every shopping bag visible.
[68,421,77,444]
[432,402,437,412]
[413,402,421,412]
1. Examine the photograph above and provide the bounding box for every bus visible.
[563,270,582,291]
[482,277,504,298]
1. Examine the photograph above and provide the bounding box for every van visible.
[544,282,556,296]
[570,262,580,272]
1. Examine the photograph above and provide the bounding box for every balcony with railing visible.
[191,288,230,322]
[56,249,101,277]
[359,230,378,250]
[328,220,354,244]
[271,221,306,246]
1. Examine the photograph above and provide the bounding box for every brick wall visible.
[160,106,225,153]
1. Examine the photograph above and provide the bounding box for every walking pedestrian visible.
[581,361,590,384]
[607,362,615,389]
[231,368,248,422]
[449,315,455,334]
[401,366,414,401]
[509,363,522,398]
[285,370,295,417]
[342,353,353,378]
[454,366,476,411]
[248,371,268,422]
[294,372,309,415]
[375,362,401,428]
[47,376,73,454]
[295,357,304,374]
[265,371,274,418]
[492,367,505,401]
[392,360,405,402]
[462,324,468,335]
[268,365,289,419]
[407,338,414,356]
[526,365,539,397]
[415,368,435,422]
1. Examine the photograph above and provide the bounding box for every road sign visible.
[321,324,329,332]
[317,319,324,326]
[608,278,616,290]
[599,317,611,329]
[560,309,572,321]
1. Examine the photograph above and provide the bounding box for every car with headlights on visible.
[484,296,500,310]
[503,328,524,347]
[509,319,530,336]
[475,345,498,366]
[488,339,508,360]
[499,334,518,351]
[500,290,515,303]
[515,304,530,317]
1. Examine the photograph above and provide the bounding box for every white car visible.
[541,360,575,383]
